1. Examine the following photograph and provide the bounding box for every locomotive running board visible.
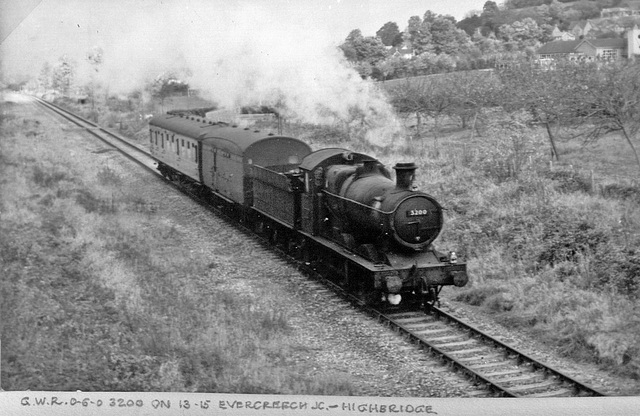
[295,230,397,273]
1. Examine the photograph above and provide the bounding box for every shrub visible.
[537,216,608,267]
[32,165,68,187]
[96,166,122,186]
[453,285,508,306]
[601,183,640,203]
[469,119,547,183]
[545,169,593,194]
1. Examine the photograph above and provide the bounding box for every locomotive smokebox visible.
[393,162,417,190]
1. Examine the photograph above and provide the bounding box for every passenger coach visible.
[149,114,312,204]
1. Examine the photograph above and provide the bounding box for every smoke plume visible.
[90,2,401,146]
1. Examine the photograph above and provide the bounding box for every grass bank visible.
[0,97,353,394]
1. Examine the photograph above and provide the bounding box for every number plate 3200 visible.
[406,209,429,217]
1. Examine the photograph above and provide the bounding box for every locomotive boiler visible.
[324,159,443,251]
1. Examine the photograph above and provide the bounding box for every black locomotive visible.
[149,113,467,309]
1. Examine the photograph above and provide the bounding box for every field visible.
[2,87,640,393]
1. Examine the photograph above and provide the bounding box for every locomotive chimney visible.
[393,162,417,190]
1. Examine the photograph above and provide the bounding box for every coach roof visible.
[149,113,307,155]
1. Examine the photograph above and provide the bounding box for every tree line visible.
[340,1,639,80]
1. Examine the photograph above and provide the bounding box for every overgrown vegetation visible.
[383,66,640,379]
[0,103,354,394]
[262,60,640,381]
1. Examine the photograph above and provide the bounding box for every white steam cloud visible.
[73,1,401,146]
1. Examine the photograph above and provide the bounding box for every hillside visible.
[459,0,640,36]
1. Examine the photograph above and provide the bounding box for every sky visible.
[0,0,488,81]
[0,0,488,146]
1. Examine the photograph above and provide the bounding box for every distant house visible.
[568,20,593,39]
[628,24,640,58]
[390,44,413,59]
[576,38,627,60]
[600,7,640,18]
[536,26,640,61]
[536,40,583,60]
[550,26,576,41]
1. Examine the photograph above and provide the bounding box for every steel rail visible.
[31,96,155,169]
[427,305,607,397]
[312,270,606,397]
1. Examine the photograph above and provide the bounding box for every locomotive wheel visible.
[340,233,356,250]
[423,287,440,313]
[363,290,384,307]
[255,221,265,235]
[287,237,306,260]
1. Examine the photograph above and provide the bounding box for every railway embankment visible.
[0,93,473,395]
[4,91,640,396]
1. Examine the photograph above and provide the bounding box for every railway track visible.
[31,95,607,398]
[383,308,606,397]
[305,269,607,398]
[31,96,157,172]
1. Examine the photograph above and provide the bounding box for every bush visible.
[537,216,609,267]
[32,165,68,188]
[545,169,593,194]
[601,183,640,203]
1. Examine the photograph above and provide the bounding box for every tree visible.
[457,14,483,36]
[406,15,432,55]
[388,76,456,145]
[148,71,189,111]
[51,55,75,96]
[483,0,500,14]
[498,18,545,48]
[340,31,389,77]
[376,22,402,47]
[446,70,501,134]
[86,46,104,71]
[429,15,471,54]
[86,46,104,110]
[481,1,502,34]
[498,61,640,168]
[346,29,363,43]
[378,55,408,80]
[38,62,52,92]
[497,62,568,160]
[568,62,640,172]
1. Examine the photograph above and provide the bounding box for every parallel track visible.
[31,95,607,398]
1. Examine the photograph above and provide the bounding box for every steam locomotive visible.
[148,113,467,309]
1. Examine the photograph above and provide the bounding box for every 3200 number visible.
[406,209,429,217]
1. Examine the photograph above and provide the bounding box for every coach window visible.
[176,136,180,155]
[193,144,198,163]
